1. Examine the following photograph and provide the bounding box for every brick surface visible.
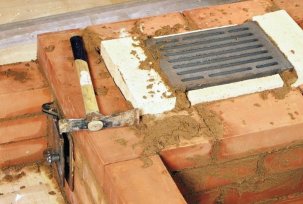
[207,90,303,160]
[71,128,142,190]
[192,172,303,204]
[0,137,47,167]
[183,0,273,29]
[175,156,258,192]
[0,114,47,144]
[223,170,303,204]
[273,0,303,22]
[85,35,136,116]
[73,169,96,204]
[88,12,187,40]
[264,146,303,174]
[193,190,222,204]
[0,87,52,119]
[275,193,303,204]
[46,117,103,203]
[38,29,84,118]
[104,155,186,204]
[64,181,79,204]
[0,61,47,94]
[160,139,212,171]
[0,61,51,119]
[74,145,108,204]
[137,13,188,35]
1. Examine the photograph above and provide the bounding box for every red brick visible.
[207,90,303,160]
[176,156,258,192]
[73,168,95,204]
[223,170,303,204]
[64,181,79,204]
[0,62,51,118]
[193,190,222,204]
[273,0,303,22]
[135,13,188,35]
[88,12,187,40]
[275,193,303,204]
[160,138,212,171]
[38,29,84,118]
[0,61,51,119]
[74,145,107,204]
[0,87,52,119]
[88,52,133,116]
[104,156,186,204]
[183,0,273,29]
[93,65,132,115]
[0,114,47,144]
[264,146,303,174]
[0,61,47,94]
[194,173,303,204]
[219,124,303,161]
[0,137,47,167]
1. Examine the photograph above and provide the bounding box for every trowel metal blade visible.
[59,108,141,133]
[102,108,141,128]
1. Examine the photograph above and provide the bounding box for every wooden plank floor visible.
[0,0,132,25]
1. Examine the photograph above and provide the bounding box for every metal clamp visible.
[42,102,74,190]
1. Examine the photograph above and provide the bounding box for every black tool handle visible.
[70,36,88,61]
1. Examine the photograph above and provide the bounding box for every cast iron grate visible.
[146,22,293,90]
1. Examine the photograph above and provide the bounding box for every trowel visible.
[58,36,140,133]
[42,36,140,190]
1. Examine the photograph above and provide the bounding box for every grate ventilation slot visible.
[147,22,293,90]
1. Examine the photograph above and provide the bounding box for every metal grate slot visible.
[147,22,293,90]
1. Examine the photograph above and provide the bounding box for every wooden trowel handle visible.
[70,36,99,115]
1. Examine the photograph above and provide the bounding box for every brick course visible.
[2,0,303,203]
[0,137,47,167]
[0,114,47,144]
[183,0,273,29]
[264,146,303,174]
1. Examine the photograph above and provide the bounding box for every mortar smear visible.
[82,27,102,53]
[260,69,298,100]
[130,21,186,102]
[133,104,223,167]
[0,69,30,83]
[154,24,185,36]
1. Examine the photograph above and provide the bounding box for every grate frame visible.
[146,22,293,90]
